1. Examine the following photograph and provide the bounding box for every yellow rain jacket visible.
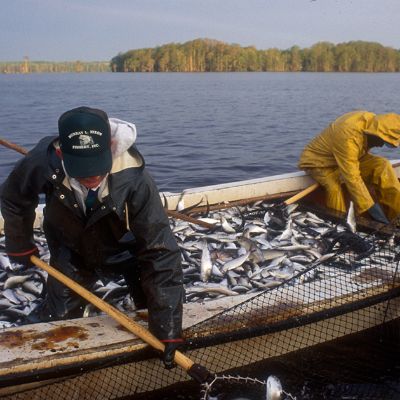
[298,111,400,218]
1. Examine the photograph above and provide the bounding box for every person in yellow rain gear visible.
[298,111,400,224]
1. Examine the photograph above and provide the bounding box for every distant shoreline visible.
[2,38,400,74]
[0,61,110,74]
[2,70,400,74]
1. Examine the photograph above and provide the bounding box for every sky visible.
[1,0,400,61]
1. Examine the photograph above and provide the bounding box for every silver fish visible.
[200,240,212,282]
[186,284,238,297]
[237,237,264,263]
[221,216,236,233]
[2,289,22,304]
[346,201,356,233]
[0,254,11,270]
[252,278,282,289]
[0,321,14,329]
[268,265,295,280]
[0,298,13,310]
[278,219,293,241]
[4,275,30,290]
[221,252,250,274]
[266,375,282,400]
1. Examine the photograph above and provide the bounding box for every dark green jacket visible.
[1,136,183,340]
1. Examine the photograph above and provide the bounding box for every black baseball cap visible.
[58,106,112,178]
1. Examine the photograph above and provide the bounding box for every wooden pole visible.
[30,256,195,372]
[284,182,320,205]
[0,137,29,156]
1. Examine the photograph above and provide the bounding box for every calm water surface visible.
[1,72,400,192]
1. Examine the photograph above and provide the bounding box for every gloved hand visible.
[367,203,390,224]
[7,247,39,268]
[160,339,184,369]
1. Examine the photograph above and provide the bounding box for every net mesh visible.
[1,200,400,400]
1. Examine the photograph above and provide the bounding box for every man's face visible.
[76,175,106,189]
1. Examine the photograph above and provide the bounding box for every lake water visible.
[1,72,400,192]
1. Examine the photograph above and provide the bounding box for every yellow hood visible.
[364,113,400,147]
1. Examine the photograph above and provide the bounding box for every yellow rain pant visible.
[307,154,400,220]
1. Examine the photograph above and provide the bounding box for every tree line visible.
[0,60,110,74]
[111,39,400,73]
[2,39,399,74]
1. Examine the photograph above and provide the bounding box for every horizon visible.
[1,0,400,62]
[1,37,399,64]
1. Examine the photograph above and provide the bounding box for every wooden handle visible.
[284,182,320,205]
[0,137,28,155]
[30,255,195,372]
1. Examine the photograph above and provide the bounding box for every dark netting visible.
[1,200,400,399]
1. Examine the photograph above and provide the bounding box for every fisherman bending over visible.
[298,111,400,224]
[0,106,184,369]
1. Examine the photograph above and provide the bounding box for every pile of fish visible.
[0,200,390,329]
[174,201,379,301]
[0,234,49,329]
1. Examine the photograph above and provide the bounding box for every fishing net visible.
[1,199,399,400]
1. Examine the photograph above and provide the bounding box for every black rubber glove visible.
[7,247,39,268]
[367,203,390,224]
[161,339,184,369]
